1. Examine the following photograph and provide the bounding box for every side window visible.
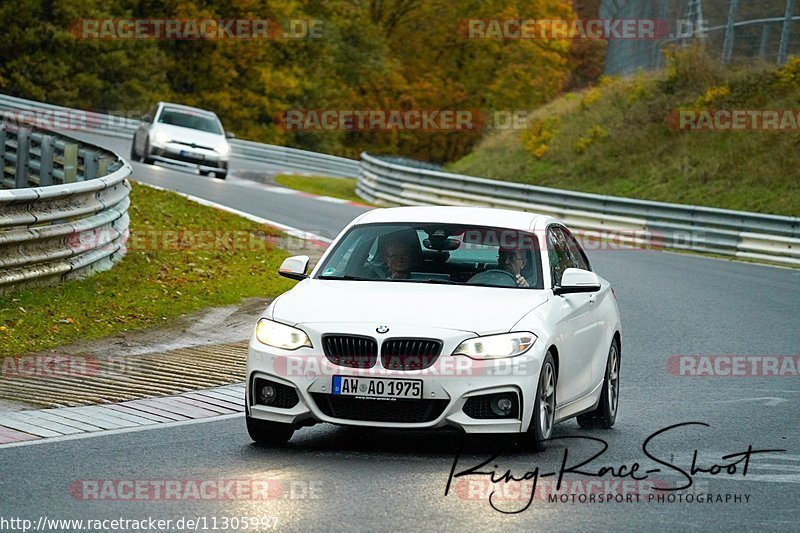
[561,227,591,271]
[366,237,379,262]
[325,233,371,276]
[547,227,572,287]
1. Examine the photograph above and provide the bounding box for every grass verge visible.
[0,182,294,356]
[448,48,800,217]
[274,174,369,205]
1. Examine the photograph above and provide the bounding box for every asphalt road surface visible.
[0,132,798,532]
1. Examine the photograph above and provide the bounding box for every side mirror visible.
[554,268,601,295]
[225,131,236,139]
[279,255,310,281]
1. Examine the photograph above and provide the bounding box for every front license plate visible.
[180,150,203,160]
[332,376,422,400]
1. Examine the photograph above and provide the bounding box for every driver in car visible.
[384,240,414,280]
[498,248,530,288]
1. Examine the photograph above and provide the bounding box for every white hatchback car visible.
[130,102,232,179]
[246,206,622,449]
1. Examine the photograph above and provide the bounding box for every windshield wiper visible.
[318,275,372,281]
[320,275,460,285]
[390,278,461,285]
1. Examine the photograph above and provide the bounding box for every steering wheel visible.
[466,269,518,287]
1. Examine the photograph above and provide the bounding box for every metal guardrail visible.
[0,94,360,178]
[2,93,797,267]
[358,153,800,267]
[1,129,118,188]
[0,125,131,293]
[233,138,359,178]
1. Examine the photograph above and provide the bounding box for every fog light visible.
[259,384,277,405]
[491,395,513,416]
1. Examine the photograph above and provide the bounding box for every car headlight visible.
[214,142,230,155]
[255,319,312,350]
[453,332,536,360]
[154,130,170,144]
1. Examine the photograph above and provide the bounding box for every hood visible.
[153,124,225,148]
[272,280,549,335]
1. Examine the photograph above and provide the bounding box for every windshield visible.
[157,108,222,134]
[315,223,543,289]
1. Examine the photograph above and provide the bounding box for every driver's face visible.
[506,252,527,275]
[385,242,413,276]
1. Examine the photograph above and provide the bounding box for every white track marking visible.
[315,196,351,204]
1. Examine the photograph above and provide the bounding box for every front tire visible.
[577,338,620,429]
[527,352,556,451]
[141,139,154,164]
[246,415,294,446]
[129,139,140,162]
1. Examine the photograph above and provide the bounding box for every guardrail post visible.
[778,0,796,64]
[38,134,55,186]
[82,149,99,180]
[97,155,111,177]
[62,142,78,184]
[14,128,31,189]
[722,0,739,63]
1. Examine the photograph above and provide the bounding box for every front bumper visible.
[245,323,546,434]
[151,142,228,173]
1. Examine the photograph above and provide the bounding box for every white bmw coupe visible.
[246,206,622,450]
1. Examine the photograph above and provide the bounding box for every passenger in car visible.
[498,248,531,288]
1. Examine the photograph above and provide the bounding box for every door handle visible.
[588,294,596,304]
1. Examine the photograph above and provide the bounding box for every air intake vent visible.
[312,394,448,423]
